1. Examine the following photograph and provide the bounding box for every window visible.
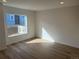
[6,14,28,37]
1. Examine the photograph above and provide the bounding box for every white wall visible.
[0,3,6,50]
[4,6,36,45]
[36,6,79,48]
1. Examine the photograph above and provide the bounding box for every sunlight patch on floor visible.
[26,39,51,44]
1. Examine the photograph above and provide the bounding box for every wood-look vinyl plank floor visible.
[0,38,79,59]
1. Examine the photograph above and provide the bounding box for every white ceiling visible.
[3,0,79,11]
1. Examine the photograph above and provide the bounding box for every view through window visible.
[6,14,28,37]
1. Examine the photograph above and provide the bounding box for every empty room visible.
[0,0,79,59]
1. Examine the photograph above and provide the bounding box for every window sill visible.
[8,33,27,37]
[7,25,24,28]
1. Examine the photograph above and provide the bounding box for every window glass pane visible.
[20,16,25,26]
[6,14,15,26]
[18,16,27,33]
